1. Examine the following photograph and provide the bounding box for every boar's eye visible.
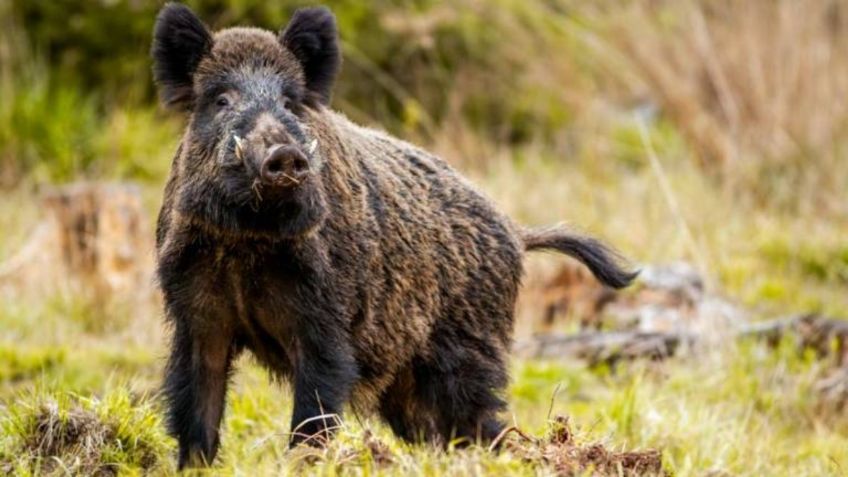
[215,94,231,109]
[280,86,304,113]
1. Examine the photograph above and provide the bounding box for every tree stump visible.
[0,182,154,303]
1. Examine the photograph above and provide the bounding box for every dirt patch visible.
[22,402,116,476]
[496,416,665,476]
[362,430,395,465]
[18,401,158,476]
[297,429,395,469]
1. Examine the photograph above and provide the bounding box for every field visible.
[2,1,848,476]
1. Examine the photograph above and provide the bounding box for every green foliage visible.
[4,0,585,162]
[0,60,100,182]
[0,347,65,383]
[0,0,844,218]
[759,238,848,286]
[0,5,181,184]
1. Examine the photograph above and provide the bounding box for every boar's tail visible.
[522,225,638,289]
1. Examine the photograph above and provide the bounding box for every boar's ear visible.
[280,7,341,106]
[152,3,213,110]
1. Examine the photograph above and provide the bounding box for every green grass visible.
[1,157,847,475]
[0,341,844,475]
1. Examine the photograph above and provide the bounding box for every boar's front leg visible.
[288,301,358,447]
[164,316,236,469]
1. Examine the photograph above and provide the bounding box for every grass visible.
[0,333,845,475]
[0,387,169,475]
[1,156,847,475]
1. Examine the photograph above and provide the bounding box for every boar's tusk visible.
[251,178,263,205]
[234,135,245,162]
[308,139,318,155]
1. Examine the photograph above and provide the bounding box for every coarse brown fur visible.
[151,3,636,469]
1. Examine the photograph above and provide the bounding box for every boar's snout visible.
[260,144,309,189]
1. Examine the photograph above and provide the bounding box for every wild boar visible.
[151,3,635,468]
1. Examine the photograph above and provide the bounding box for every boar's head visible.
[152,4,340,239]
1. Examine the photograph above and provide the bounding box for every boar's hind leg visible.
[415,330,508,446]
[378,363,439,443]
[164,319,236,469]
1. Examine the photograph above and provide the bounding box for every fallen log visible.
[513,330,698,367]
[740,313,848,364]
[514,313,848,366]
[514,313,848,409]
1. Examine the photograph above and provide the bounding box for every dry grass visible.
[584,0,848,214]
[424,0,848,218]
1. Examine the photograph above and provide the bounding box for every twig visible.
[282,173,301,185]
[636,117,712,291]
[547,382,562,421]
[488,425,537,452]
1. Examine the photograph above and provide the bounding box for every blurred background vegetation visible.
[1,0,845,218]
[3,0,846,316]
[0,0,845,318]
